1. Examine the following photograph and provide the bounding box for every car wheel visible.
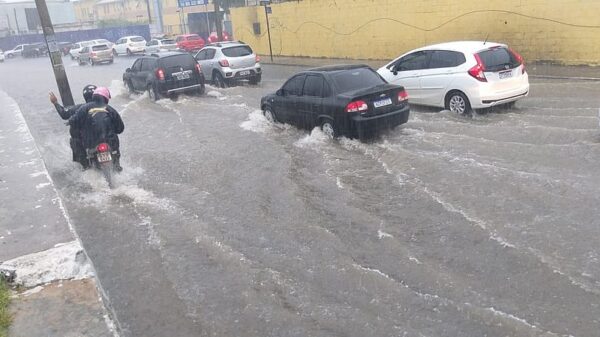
[263,107,277,123]
[113,49,118,57]
[148,85,159,101]
[90,59,94,66]
[124,80,134,94]
[320,119,337,139]
[7,54,14,59]
[78,59,84,66]
[249,74,262,85]
[108,59,114,64]
[196,84,205,95]
[446,91,471,115]
[126,48,132,56]
[213,72,227,88]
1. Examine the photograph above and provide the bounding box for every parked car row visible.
[260,40,529,139]
[121,40,261,101]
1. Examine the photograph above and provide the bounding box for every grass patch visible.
[0,277,11,337]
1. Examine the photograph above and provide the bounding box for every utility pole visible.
[13,8,20,34]
[144,0,152,24]
[213,0,222,41]
[261,1,273,61]
[34,0,74,106]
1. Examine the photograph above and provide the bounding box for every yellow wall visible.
[231,0,600,65]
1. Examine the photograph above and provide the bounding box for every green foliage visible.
[0,278,10,337]
[97,19,148,28]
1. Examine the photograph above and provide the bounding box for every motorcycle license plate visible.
[97,152,112,163]
[374,98,392,108]
[239,70,250,76]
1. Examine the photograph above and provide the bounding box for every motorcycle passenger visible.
[67,87,124,171]
[49,85,96,168]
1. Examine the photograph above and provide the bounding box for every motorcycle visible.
[86,142,117,188]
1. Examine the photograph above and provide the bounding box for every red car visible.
[207,31,231,44]
[176,34,205,52]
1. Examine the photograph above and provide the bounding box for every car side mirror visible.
[276,89,284,96]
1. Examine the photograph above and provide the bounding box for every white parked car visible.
[378,41,529,114]
[113,36,146,56]
[69,40,95,59]
[144,38,178,53]
[5,44,26,58]
[0,49,4,62]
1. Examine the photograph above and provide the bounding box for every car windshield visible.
[159,55,195,69]
[187,35,201,40]
[92,45,109,51]
[131,37,145,42]
[478,47,520,71]
[161,39,175,44]
[222,45,253,57]
[331,67,386,93]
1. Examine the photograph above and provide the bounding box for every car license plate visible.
[239,70,250,76]
[176,73,190,80]
[374,97,392,108]
[97,152,112,163]
[499,70,513,79]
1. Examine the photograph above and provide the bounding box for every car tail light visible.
[195,63,201,73]
[255,55,261,63]
[96,143,109,153]
[468,54,487,82]
[509,47,526,74]
[345,100,368,113]
[219,59,230,67]
[397,90,408,102]
[156,68,165,80]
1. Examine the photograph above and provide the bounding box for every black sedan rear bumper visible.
[349,105,410,139]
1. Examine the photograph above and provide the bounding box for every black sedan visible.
[260,65,410,139]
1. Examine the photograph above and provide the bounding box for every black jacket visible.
[54,103,84,138]
[68,101,124,150]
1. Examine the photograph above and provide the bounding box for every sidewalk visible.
[0,90,115,337]
[258,55,600,80]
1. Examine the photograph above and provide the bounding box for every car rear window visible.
[477,47,520,71]
[159,55,196,70]
[161,39,176,44]
[131,37,145,42]
[92,45,109,51]
[331,67,386,93]
[187,35,201,41]
[222,46,253,57]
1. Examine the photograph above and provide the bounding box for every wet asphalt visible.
[1,56,600,337]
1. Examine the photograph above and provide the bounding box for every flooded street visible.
[2,57,600,336]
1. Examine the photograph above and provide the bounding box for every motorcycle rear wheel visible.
[100,162,114,189]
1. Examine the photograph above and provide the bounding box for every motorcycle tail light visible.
[97,143,109,153]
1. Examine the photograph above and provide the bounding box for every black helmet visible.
[82,84,97,103]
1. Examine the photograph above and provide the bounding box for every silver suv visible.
[194,41,261,87]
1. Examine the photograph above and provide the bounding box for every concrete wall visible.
[230,0,600,65]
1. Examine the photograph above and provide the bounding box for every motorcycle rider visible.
[49,85,96,168]
[67,87,124,171]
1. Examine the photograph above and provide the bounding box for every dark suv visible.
[22,43,47,58]
[123,52,205,101]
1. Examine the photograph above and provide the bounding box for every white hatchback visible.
[113,36,146,56]
[378,41,529,114]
